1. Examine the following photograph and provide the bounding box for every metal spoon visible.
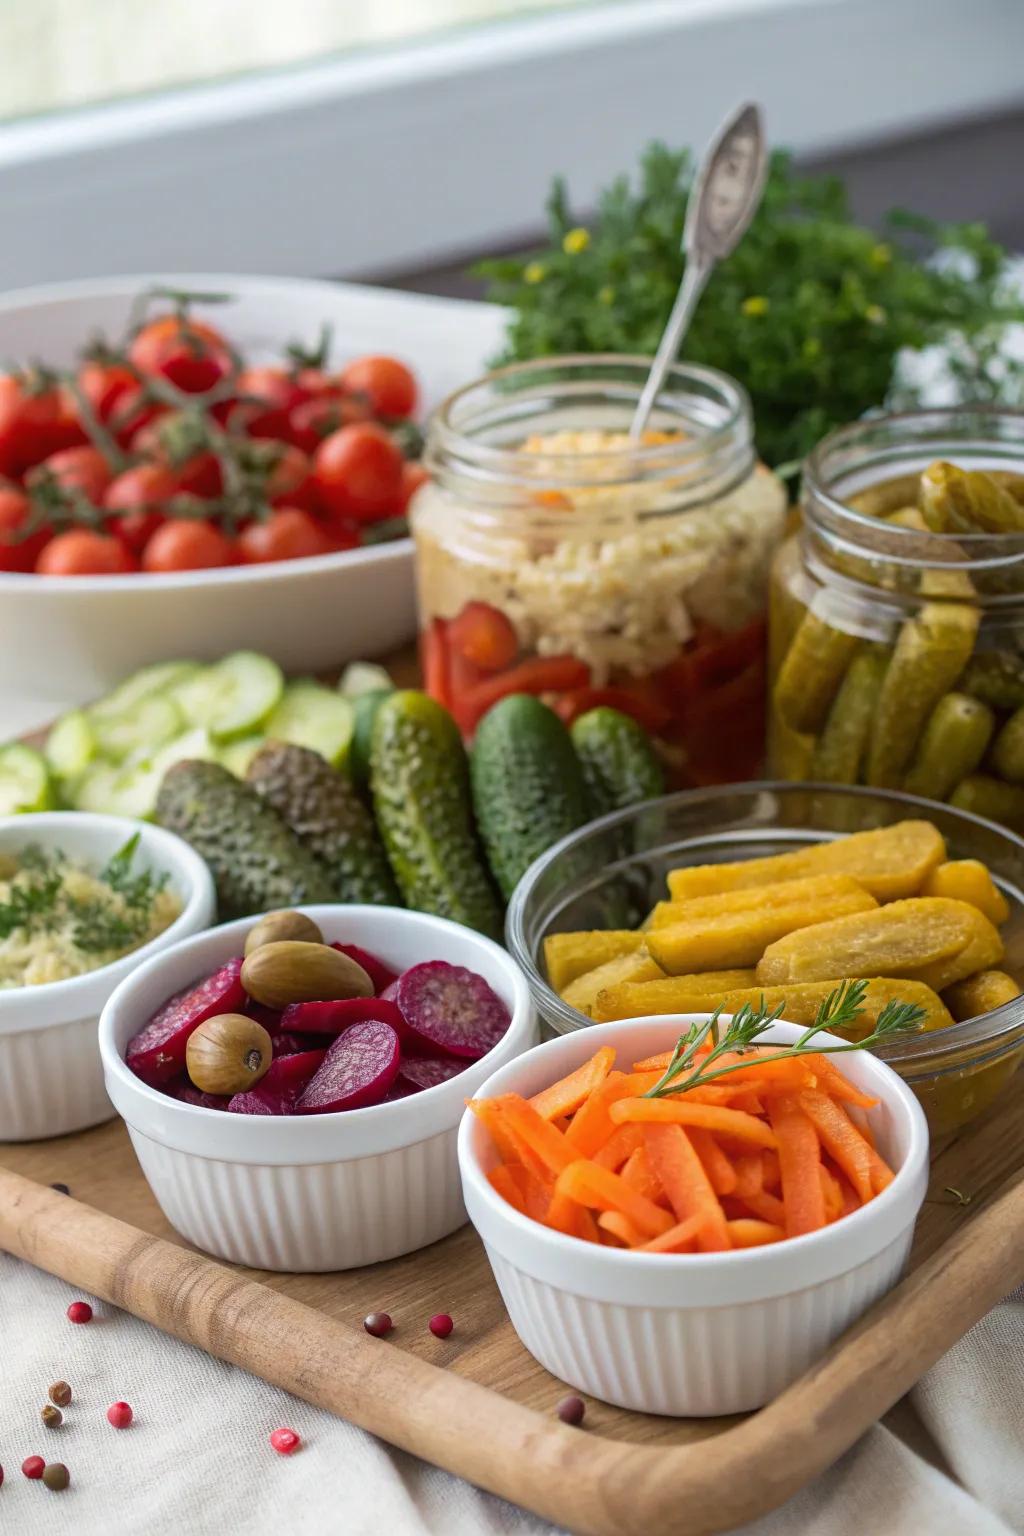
[630,101,768,440]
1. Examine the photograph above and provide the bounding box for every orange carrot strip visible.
[770,1096,827,1238]
[729,1091,765,1116]
[489,1094,576,1177]
[592,1123,645,1171]
[529,1046,616,1121]
[619,1145,667,1205]
[642,1123,730,1251]
[807,1054,877,1110]
[819,1162,843,1223]
[737,1188,786,1226]
[638,1214,705,1253]
[545,1188,583,1237]
[468,1098,555,1183]
[564,1073,636,1156]
[487,1164,527,1214]
[727,1218,785,1248]
[554,1160,674,1239]
[689,1128,738,1196]
[609,1097,777,1148]
[762,1149,781,1191]
[632,1042,713,1074]
[795,1090,876,1204]
[597,1211,645,1247]
[733,1153,764,1200]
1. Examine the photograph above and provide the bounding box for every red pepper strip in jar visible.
[458,655,591,733]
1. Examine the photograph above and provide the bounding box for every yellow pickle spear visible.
[920,460,1024,535]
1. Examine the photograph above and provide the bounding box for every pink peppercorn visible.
[0,1464,4,1487]
[556,1394,586,1426]
[269,1427,301,1455]
[428,1313,453,1339]
[67,1300,93,1325]
[22,1456,45,1480]
[363,1312,393,1338]
[107,1401,133,1429]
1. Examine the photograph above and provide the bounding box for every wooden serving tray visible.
[2,1094,1023,1535]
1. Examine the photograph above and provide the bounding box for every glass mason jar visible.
[412,356,786,787]
[769,407,1024,827]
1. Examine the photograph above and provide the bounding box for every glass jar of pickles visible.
[413,356,786,786]
[770,407,1024,825]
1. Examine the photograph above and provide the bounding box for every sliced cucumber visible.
[91,660,203,718]
[89,694,182,763]
[0,744,54,815]
[171,652,284,741]
[219,735,266,777]
[74,729,215,819]
[264,682,354,769]
[338,661,395,699]
[45,710,97,782]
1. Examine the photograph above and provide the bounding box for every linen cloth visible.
[0,1255,1020,1536]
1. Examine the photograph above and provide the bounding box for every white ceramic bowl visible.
[0,813,215,1142]
[0,274,504,732]
[458,1015,930,1417]
[99,904,536,1272]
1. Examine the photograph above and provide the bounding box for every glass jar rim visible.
[427,353,753,490]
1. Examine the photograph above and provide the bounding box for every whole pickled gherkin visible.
[903,692,995,802]
[990,706,1024,784]
[773,611,860,735]
[848,474,922,518]
[810,648,888,783]
[949,774,1024,832]
[962,651,1024,712]
[865,600,979,789]
[920,461,1024,535]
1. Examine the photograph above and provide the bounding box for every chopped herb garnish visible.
[0,837,168,957]
[101,834,168,911]
[642,979,927,1098]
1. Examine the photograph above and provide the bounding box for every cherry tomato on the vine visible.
[397,460,430,513]
[286,393,370,456]
[141,517,236,573]
[313,423,404,524]
[103,462,180,553]
[341,355,418,419]
[238,507,337,564]
[263,443,316,509]
[229,366,306,439]
[36,529,137,576]
[131,415,223,499]
[77,361,137,423]
[0,374,67,476]
[0,485,48,572]
[31,445,113,505]
[129,314,233,394]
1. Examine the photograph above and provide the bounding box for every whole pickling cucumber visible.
[949,774,1024,832]
[865,600,979,789]
[370,691,502,938]
[810,648,888,784]
[773,610,859,736]
[471,694,591,901]
[903,692,995,802]
[570,707,665,818]
[990,706,1024,785]
[962,651,1024,712]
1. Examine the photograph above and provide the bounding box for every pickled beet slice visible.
[296,1021,400,1113]
[398,1055,467,1092]
[280,996,407,1039]
[331,942,397,995]
[384,1077,418,1102]
[228,1049,326,1114]
[395,962,510,1061]
[169,1077,231,1111]
[272,1031,325,1058]
[126,958,246,1086]
[245,1001,285,1034]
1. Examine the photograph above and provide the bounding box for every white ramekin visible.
[458,1015,929,1416]
[100,905,536,1272]
[0,814,215,1142]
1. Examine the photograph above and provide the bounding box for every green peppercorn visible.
[41,1405,62,1429]
[42,1463,69,1491]
[48,1381,72,1408]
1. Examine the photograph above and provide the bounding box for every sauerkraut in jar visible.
[413,356,786,787]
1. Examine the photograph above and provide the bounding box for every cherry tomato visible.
[132,416,223,498]
[77,361,137,423]
[0,485,48,572]
[107,383,165,449]
[397,460,430,513]
[286,393,370,455]
[36,529,137,576]
[341,355,418,419]
[313,423,404,524]
[449,601,518,673]
[228,366,306,439]
[103,462,180,553]
[263,443,316,509]
[0,374,66,476]
[128,314,232,394]
[141,517,236,573]
[238,507,336,564]
[31,445,113,504]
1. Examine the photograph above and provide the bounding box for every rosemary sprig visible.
[642,979,927,1098]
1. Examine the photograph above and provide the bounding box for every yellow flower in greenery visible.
[523,262,546,285]
[562,227,590,255]
[598,285,615,306]
[741,295,769,317]
[870,243,892,268]
[865,304,887,326]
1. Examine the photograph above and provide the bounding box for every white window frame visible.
[1,0,1022,291]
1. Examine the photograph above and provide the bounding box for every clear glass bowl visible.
[506,781,1024,1135]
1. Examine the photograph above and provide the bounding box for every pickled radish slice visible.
[280,996,406,1038]
[395,962,510,1060]
[126,958,245,1085]
[227,1048,326,1113]
[397,1055,466,1091]
[331,942,398,994]
[296,1020,400,1113]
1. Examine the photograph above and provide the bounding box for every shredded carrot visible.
[638,1214,705,1253]
[529,1046,616,1121]
[485,1094,576,1177]
[591,1123,646,1171]
[737,1188,787,1227]
[727,1218,785,1248]
[643,1123,730,1251]
[619,1145,668,1206]
[795,1090,878,1204]
[807,1054,878,1110]
[564,1072,636,1156]
[733,1153,763,1200]
[609,1097,777,1148]
[597,1210,645,1247]
[762,1149,781,1191]
[819,1162,843,1223]
[554,1160,674,1239]
[770,1096,827,1238]
[487,1164,526,1214]
[689,1128,738,1196]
